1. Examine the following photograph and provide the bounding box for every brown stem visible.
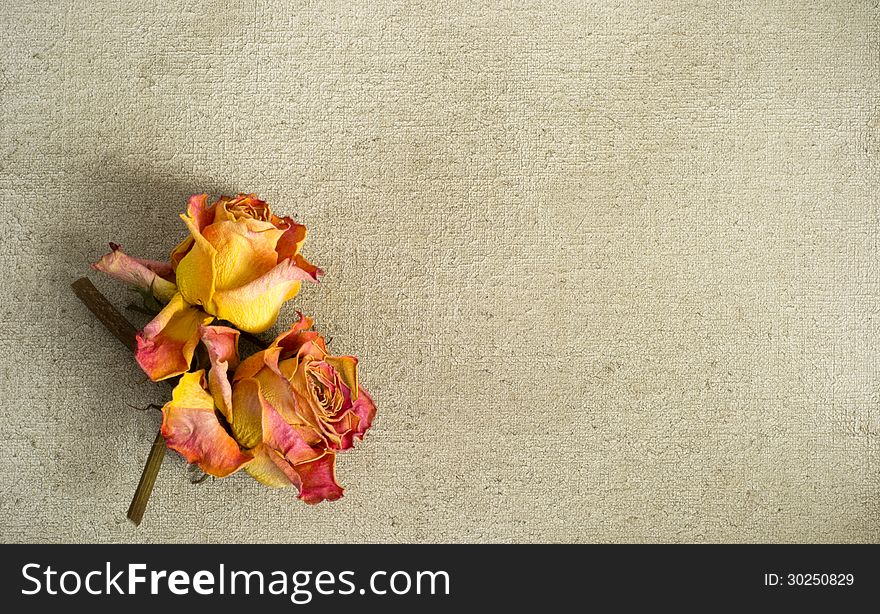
[126,429,166,526]
[70,277,167,526]
[71,278,138,351]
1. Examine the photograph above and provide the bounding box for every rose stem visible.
[126,430,166,526]
[70,277,166,526]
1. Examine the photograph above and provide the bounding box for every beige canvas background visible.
[1,0,877,543]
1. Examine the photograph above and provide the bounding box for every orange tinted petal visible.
[135,294,212,381]
[160,371,251,477]
[200,325,240,420]
[212,259,317,333]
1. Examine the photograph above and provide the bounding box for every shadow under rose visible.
[47,160,246,515]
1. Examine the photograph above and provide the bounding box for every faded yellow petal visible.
[174,213,218,311]
[203,218,284,291]
[135,293,213,381]
[230,377,265,449]
[212,258,315,333]
[161,371,252,478]
[245,444,299,488]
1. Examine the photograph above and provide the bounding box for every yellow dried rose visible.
[94,194,321,381]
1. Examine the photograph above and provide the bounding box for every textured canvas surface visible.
[1,1,878,543]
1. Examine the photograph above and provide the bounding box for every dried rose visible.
[159,317,376,504]
[170,194,321,333]
[94,194,321,381]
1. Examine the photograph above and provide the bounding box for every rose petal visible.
[349,386,377,444]
[174,213,218,310]
[295,452,344,504]
[92,243,177,303]
[135,293,213,381]
[232,376,343,502]
[170,194,215,269]
[292,254,323,283]
[160,371,251,477]
[188,193,216,231]
[324,355,359,401]
[200,325,240,420]
[202,217,284,291]
[212,258,318,333]
[264,399,343,503]
[132,256,175,283]
[245,444,301,488]
[273,216,307,262]
[229,377,266,449]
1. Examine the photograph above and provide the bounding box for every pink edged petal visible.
[132,256,175,283]
[294,452,344,504]
[135,293,213,381]
[200,325,240,419]
[261,387,327,463]
[293,253,324,282]
[275,312,322,360]
[328,384,377,451]
[349,386,377,443]
[169,194,216,270]
[160,371,252,477]
[233,377,343,502]
[253,365,308,428]
[259,383,344,502]
[187,193,216,231]
[212,258,319,333]
[92,243,177,303]
[200,325,240,368]
[324,355,359,400]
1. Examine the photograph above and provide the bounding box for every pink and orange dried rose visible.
[159,315,376,504]
[93,194,321,381]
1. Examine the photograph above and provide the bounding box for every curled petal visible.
[324,355,359,400]
[265,404,343,503]
[135,293,212,381]
[273,216,307,262]
[170,195,215,270]
[276,312,318,355]
[292,254,323,283]
[174,214,218,310]
[132,257,175,283]
[245,444,301,489]
[187,193,216,231]
[170,236,194,271]
[332,386,377,451]
[92,243,177,303]
[295,452,344,504]
[212,259,318,333]
[200,325,240,420]
[348,386,377,445]
[234,313,316,383]
[160,371,252,477]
